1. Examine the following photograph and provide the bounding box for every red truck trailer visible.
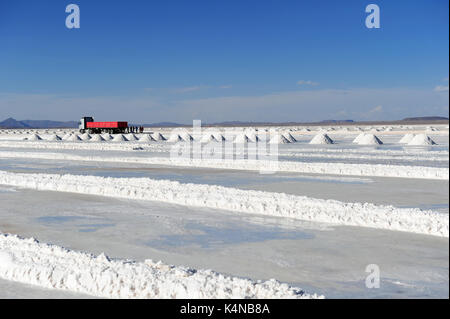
[79,117,129,134]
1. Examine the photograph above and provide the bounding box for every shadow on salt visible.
[35,215,115,233]
[145,221,314,250]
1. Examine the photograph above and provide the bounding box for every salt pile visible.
[25,134,42,141]
[66,134,82,142]
[269,134,291,144]
[125,134,138,141]
[283,132,297,143]
[248,134,260,143]
[61,133,72,140]
[138,134,156,142]
[399,133,415,144]
[180,132,193,142]
[244,130,259,143]
[79,133,91,141]
[201,134,220,143]
[152,133,167,141]
[408,134,436,146]
[357,134,383,145]
[309,133,334,145]
[213,132,226,142]
[167,134,184,143]
[233,134,250,144]
[90,134,105,142]
[352,133,366,144]
[101,133,113,141]
[112,134,128,142]
[47,134,62,141]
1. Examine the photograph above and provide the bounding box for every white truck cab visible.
[79,117,94,132]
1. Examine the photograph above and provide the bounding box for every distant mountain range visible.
[0,118,78,129]
[320,119,354,124]
[0,118,184,129]
[0,116,448,129]
[138,122,187,127]
[402,116,449,121]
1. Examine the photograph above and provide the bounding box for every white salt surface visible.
[270,134,290,144]
[125,134,138,141]
[139,134,155,142]
[168,134,184,143]
[408,134,437,146]
[66,134,82,142]
[357,134,383,145]
[25,134,42,141]
[282,132,297,143]
[90,134,105,142]
[0,151,447,180]
[112,134,128,142]
[101,133,113,141]
[79,133,91,141]
[46,134,62,141]
[352,133,366,143]
[399,134,415,144]
[310,133,334,145]
[152,133,167,141]
[0,171,447,237]
[0,233,319,299]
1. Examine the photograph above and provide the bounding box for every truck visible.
[78,117,129,134]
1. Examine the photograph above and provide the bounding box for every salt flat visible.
[0,124,448,298]
[0,187,447,298]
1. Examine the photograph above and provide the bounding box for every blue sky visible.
[0,0,448,123]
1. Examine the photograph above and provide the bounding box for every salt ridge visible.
[0,233,319,299]
[0,171,447,237]
[2,139,446,157]
[0,151,447,180]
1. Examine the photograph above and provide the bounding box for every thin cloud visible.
[174,86,208,93]
[2,86,448,123]
[434,85,449,92]
[297,80,319,86]
[433,77,449,92]
[369,105,383,113]
[178,87,448,122]
[144,85,232,94]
